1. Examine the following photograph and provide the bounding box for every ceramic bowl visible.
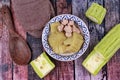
[42,14,90,61]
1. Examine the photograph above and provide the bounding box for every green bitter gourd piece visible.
[30,52,55,78]
[82,24,120,75]
[85,3,106,24]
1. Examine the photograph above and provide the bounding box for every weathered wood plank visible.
[27,33,43,80]
[56,0,72,14]
[73,0,107,80]
[13,64,28,80]
[0,0,10,6]
[50,0,56,14]
[72,0,91,80]
[0,38,3,80]
[89,0,107,80]
[0,25,12,80]
[87,0,107,80]
[58,61,74,80]
[44,0,74,80]
[55,0,74,80]
[0,1,29,80]
[3,0,29,80]
[105,0,120,80]
[0,1,12,80]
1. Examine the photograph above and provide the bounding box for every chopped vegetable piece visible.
[82,24,120,75]
[50,22,60,33]
[64,32,84,53]
[30,52,55,78]
[85,3,106,24]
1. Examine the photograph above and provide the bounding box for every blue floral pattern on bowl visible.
[42,14,90,61]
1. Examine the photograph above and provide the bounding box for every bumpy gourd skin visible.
[30,52,55,78]
[82,24,120,75]
[85,3,106,24]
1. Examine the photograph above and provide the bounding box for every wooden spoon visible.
[1,5,31,65]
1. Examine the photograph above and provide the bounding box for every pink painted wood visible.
[0,0,120,80]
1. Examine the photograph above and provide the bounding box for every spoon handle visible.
[1,5,15,31]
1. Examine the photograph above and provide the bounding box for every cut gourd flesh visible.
[48,32,66,53]
[50,22,60,33]
[82,24,120,75]
[64,32,84,53]
[86,3,106,24]
[82,50,106,75]
[30,52,55,78]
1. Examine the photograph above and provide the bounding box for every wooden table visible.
[0,0,120,80]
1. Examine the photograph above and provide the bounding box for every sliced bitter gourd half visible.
[50,22,60,33]
[82,24,120,75]
[85,3,106,24]
[30,52,55,78]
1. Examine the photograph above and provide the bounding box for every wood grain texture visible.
[27,33,43,80]
[105,0,120,80]
[1,0,120,80]
[73,0,107,80]
[44,0,74,80]
[0,24,12,80]
[3,1,30,80]
[0,1,12,80]
[87,0,107,80]
[56,0,72,14]
[72,0,91,80]
[13,64,28,80]
[0,0,10,6]
[88,0,107,79]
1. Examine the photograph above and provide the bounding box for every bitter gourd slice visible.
[64,32,84,53]
[85,3,106,24]
[30,52,55,78]
[48,32,66,53]
[50,22,60,33]
[82,24,120,75]
[95,24,120,57]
